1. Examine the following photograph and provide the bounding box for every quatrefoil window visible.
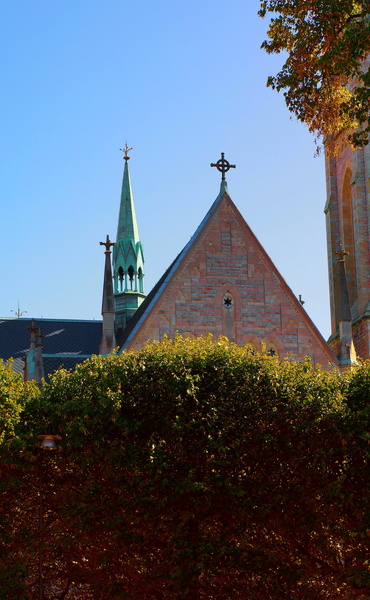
[267,346,278,357]
[222,293,234,309]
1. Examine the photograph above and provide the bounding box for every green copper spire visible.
[116,151,140,244]
[113,146,145,339]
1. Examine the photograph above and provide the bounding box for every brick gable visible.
[121,191,337,368]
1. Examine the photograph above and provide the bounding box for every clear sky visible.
[1,0,331,339]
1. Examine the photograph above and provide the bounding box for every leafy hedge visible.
[1,336,369,599]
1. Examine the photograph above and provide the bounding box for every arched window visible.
[221,291,235,342]
[138,267,143,293]
[341,168,357,311]
[128,265,134,290]
[118,266,124,292]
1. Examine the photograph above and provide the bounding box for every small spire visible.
[34,328,45,385]
[334,247,357,367]
[24,319,38,381]
[25,319,44,382]
[26,318,38,352]
[99,235,116,354]
[100,235,116,314]
[113,149,145,337]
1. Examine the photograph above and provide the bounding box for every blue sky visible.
[1,0,330,338]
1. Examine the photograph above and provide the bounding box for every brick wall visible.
[128,195,337,368]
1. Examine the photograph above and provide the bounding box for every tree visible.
[1,336,370,599]
[259,0,370,153]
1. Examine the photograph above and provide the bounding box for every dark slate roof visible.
[0,318,102,378]
[43,355,94,377]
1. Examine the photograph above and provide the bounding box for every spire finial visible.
[119,143,132,161]
[26,318,38,335]
[100,234,116,254]
[210,152,236,182]
[11,301,27,318]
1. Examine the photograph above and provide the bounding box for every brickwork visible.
[325,80,370,360]
[353,318,370,358]
[124,193,337,368]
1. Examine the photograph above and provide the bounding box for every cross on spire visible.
[100,235,116,254]
[210,152,236,181]
[26,318,38,337]
[335,246,349,262]
[120,143,132,161]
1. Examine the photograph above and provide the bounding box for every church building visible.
[2,134,370,379]
[115,151,337,369]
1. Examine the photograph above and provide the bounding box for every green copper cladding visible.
[116,159,140,244]
[113,152,145,337]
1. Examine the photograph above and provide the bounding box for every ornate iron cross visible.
[100,235,116,254]
[210,152,236,181]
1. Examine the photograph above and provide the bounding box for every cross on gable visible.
[210,152,236,181]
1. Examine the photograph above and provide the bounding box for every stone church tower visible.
[325,60,370,361]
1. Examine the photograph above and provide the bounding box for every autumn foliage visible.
[1,336,370,599]
[259,0,370,153]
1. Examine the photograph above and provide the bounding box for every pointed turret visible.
[336,248,357,370]
[99,235,117,355]
[25,321,45,384]
[113,145,145,340]
[34,329,45,385]
[25,319,37,381]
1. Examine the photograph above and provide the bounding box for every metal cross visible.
[335,246,349,262]
[26,319,38,335]
[100,235,116,254]
[119,143,132,161]
[210,152,236,181]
